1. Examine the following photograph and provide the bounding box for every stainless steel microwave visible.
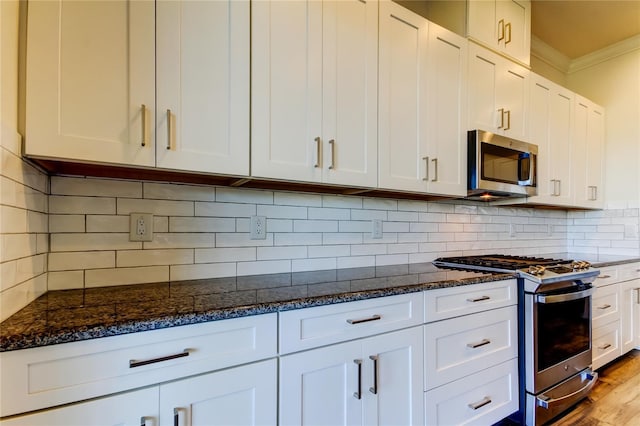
[467,130,537,200]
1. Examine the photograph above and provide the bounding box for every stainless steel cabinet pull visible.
[347,314,381,325]
[505,22,512,45]
[468,396,492,410]
[598,343,612,350]
[369,355,379,395]
[597,275,611,279]
[467,295,490,303]
[431,158,438,182]
[636,288,640,305]
[129,349,190,368]
[166,109,173,150]
[354,359,362,399]
[328,139,335,169]
[497,19,505,42]
[467,338,491,349]
[557,179,562,196]
[422,156,429,181]
[314,137,321,168]
[498,108,504,129]
[597,304,612,310]
[141,104,148,147]
[173,408,180,426]
[504,110,511,130]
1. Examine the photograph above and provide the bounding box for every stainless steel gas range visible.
[434,255,600,426]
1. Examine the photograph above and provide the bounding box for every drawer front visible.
[0,314,277,417]
[592,320,621,370]
[424,305,518,390]
[617,263,640,282]
[279,292,423,354]
[424,279,517,323]
[594,266,619,287]
[424,358,519,426]
[592,283,620,328]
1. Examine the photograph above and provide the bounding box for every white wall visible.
[0,0,49,322]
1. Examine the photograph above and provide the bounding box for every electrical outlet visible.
[250,215,267,240]
[372,219,383,239]
[509,223,516,238]
[130,213,154,242]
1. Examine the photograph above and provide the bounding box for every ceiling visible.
[531,0,640,59]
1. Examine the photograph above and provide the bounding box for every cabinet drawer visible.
[592,284,620,328]
[592,320,621,370]
[424,279,517,323]
[424,358,519,426]
[279,293,423,354]
[617,263,640,282]
[424,305,517,390]
[594,266,618,287]
[0,314,277,417]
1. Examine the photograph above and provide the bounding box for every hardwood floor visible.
[549,350,640,426]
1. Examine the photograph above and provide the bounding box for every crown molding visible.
[530,35,571,74]
[568,34,640,74]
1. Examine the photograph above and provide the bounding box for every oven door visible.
[525,285,594,394]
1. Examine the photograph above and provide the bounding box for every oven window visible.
[537,296,590,371]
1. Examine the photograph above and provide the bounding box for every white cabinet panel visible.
[25,0,155,166]
[573,96,605,208]
[156,0,249,175]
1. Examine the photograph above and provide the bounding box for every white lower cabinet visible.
[159,359,277,426]
[279,326,424,426]
[0,387,159,426]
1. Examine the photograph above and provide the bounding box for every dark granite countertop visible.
[0,262,512,352]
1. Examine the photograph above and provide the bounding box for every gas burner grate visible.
[434,254,573,272]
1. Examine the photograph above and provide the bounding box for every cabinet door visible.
[25,0,155,167]
[160,359,277,426]
[362,327,424,426]
[585,104,605,208]
[572,97,591,208]
[378,1,429,192]
[621,280,640,354]
[251,0,323,182]
[468,43,500,137]
[0,387,158,426]
[426,24,468,196]
[497,60,529,141]
[156,0,249,175]
[280,340,362,426]
[322,0,378,187]
[495,0,531,65]
[529,75,574,205]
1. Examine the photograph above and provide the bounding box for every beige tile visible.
[170,263,236,281]
[51,233,141,252]
[169,217,235,233]
[0,274,47,322]
[85,266,169,287]
[195,247,256,263]
[0,205,27,233]
[50,195,116,215]
[49,251,116,271]
[86,215,129,232]
[117,198,193,216]
[0,234,37,262]
[48,271,84,290]
[144,182,215,201]
[49,214,85,233]
[51,176,142,198]
[144,233,215,249]
[216,187,273,204]
[117,249,193,267]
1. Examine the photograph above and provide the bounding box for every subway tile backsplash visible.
[44,176,575,292]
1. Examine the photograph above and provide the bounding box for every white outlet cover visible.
[130,213,154,242]
[250,216,267,240]
[372,219,383,239]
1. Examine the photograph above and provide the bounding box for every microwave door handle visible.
[518,153,533,185]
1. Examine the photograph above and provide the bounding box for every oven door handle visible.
[536,371,598,410]
[536,287,594,304]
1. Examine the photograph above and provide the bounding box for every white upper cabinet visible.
[467,0,531,66]
[468,43,529,142]
[26,0,249,176]
[573,96,605,209]
[156,0,249,175]
[252,0,378,187]
[528,74,574,205]
[25,0,156,167]
[378,1,467,196]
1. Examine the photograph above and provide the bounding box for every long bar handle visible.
[468,396,492,410]
[467,295,490,303]
[467,338,491,349]
[537,372,597,410]
[597,275,612,279]
[504,109,511,130]
[353,359,362,399]
[597,304,612,310]
[347,314,381,325]
[174,408,179,426]
[598,343,612,350]
[141,104,148,147]
[422,157,429,181]
[505,22,512,45]
[166,109,173,150]
[328,139,335,170]
[498,108,505,129]
[129,349,190,368]
[497,19,505,42]
[369,355,379,395]
[431,158,438,182]
[636,288,640,305]
[314,137,321,168]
